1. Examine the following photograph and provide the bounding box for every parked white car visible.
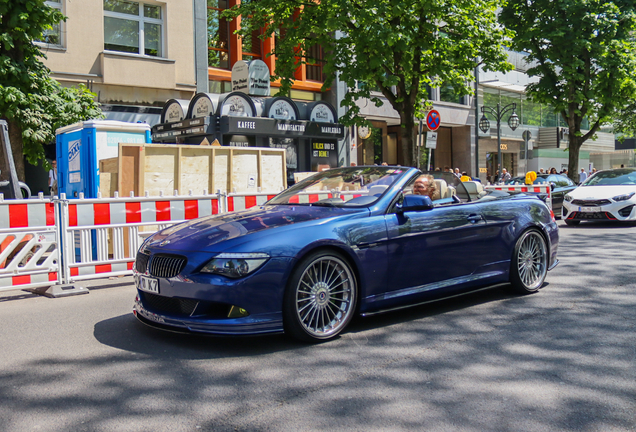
[562,168,636,225]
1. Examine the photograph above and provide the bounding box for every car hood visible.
[567,185,636,200]
[145,205,366,251]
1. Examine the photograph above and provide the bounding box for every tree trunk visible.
[400,110,416,168]
[0,118,25,182]
[567,135,582,184]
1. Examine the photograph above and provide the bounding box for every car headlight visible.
[612,192,635,202]
[564,194,573,202]
[200,253,270,278]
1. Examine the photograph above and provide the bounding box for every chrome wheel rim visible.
[517,231,547,290]
[295,256,355,338]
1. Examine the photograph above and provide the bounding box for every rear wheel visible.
[283,250,357,342]
[509,229,548,294]
[564,219,580,226]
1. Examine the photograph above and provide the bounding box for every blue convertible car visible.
[133,166,559,342]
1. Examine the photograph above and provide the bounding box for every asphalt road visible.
[0,219,635,432]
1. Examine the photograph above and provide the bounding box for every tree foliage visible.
[0,0,102,180]
[227,0,513,166]
[500,0,636,181]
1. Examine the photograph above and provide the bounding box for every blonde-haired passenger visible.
[413,175,439,200]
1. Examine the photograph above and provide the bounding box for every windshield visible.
[267,166,409,207]
[418,171,473,201]
[582,169,636,186]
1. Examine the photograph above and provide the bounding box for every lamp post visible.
[479,103,520,183]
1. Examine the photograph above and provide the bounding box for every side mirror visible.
[550,182,556,191]
[397,194,434,212]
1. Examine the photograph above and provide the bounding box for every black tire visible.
[564,219,580,226]
[509,229,548,294]
[283,250,357,342]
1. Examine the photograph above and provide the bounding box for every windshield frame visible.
[266,166,413,207]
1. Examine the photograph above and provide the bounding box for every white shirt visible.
[49,167,57,187]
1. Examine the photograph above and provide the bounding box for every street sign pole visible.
[417,119,423,169]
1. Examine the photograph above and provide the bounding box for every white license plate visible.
[579,206,601,212]
[139,276,159,294]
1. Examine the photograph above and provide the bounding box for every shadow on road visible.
[1,225,635,431]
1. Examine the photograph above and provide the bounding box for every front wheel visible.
[283,250,357,342]
[509,229,548,294]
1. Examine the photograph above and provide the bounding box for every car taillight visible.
[550,209,555,221]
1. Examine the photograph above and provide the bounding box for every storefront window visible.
[500,90,520,111]
[482,87,500,107]
[541,107,558,127]
[522,97,541,126]
[104,0,163,57]
[207,0,230,69]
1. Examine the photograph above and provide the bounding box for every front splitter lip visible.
[133,299,284,336]
[563,201,636,221]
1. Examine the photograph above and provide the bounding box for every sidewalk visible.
[0,275,135,301]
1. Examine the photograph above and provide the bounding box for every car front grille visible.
[139,292,234,318]
[135,252,150,274]
[571,199,612,206]
[568,211,616,220]
[141,291,198,316]
[149,254,187,278]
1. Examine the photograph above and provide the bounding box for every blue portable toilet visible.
[56,120,151,199]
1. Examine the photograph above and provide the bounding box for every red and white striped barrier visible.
[226,189,371,210]
[0,194,60,292]
[227,192,277,212]
[484,184,552,208]
[59,192,222,283]
[1,187,377,294]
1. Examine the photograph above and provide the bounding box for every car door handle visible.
[467,214,483,223]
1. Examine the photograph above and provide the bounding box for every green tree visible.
[500,0,636,182]
[227,0,512,167]
[0,0,102,181]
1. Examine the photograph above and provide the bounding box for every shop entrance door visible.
[486,152,517,183]
[269,137,298,185]
[359,127,383,165]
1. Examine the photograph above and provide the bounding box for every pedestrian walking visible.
[49,160,57,196]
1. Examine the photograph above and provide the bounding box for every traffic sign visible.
[426,110,441,131]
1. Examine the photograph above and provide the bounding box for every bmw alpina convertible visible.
[133,166,559,342]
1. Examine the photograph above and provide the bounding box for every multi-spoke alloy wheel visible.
[510,229,548,294]
[284,251,357,342]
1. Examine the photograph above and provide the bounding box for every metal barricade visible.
[0,193,60,292]
[226,189,370,210]
[484,184,552,208]
[1,187,373,293]
[58,191,223,284]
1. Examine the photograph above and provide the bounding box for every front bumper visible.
[133,293,284,335]
[562,200,636,222]
[132,256,293,336]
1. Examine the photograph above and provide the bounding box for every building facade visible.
[39,1,617,177]
[39,0,204,124]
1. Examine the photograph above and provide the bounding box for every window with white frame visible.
[103,0,163,57]
[36,0,64,46]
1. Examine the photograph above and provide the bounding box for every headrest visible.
[368,184,389,196]
[462,181,483,194]
[434,179,447,199]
